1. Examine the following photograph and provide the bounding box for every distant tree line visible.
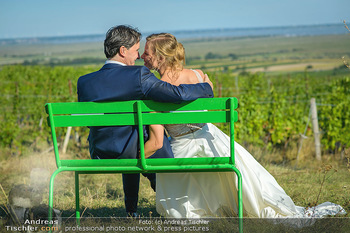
[22,57,105,66]
[204,52,238,60]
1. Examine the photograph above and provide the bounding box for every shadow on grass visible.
[61,206,160,219]
[57,217,350,233]
[59,207,350,233]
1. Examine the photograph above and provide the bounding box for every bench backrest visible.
[45,97,238,169]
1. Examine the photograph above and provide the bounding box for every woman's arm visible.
[141,67,213,102]
[144,124,165,158]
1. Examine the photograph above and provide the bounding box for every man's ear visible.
[119,46,127,57]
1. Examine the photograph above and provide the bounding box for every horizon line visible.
[0,22,345,41]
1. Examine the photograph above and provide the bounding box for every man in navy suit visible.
[77,25,213,217]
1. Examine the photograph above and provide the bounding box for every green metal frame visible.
[45,97,243,232]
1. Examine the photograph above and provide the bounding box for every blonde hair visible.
[146,33,185,73]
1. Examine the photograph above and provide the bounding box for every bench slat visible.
[59,157,234,174]
[51,110,238,127]
[46,97,237,115]
[60,157,231,167]
[59,165,236,174]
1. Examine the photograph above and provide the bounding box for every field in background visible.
[0,33,349,229]
[1,34,350,73]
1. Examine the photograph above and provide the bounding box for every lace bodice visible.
[165,69,206,138]
[165,123,206,138]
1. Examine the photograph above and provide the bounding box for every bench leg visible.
[48,176,54,223]
[75,172,81,225]
[236,170,243,233]
[48,170,60,233]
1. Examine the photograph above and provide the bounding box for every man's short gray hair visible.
[104,25,141,59]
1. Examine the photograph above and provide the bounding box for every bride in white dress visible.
[140,33,346,219]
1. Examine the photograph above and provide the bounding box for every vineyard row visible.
[0,65,349,158]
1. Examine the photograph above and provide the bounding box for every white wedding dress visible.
[155,70,346,221]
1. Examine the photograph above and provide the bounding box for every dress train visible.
[156,123,346,220]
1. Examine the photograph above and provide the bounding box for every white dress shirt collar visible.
[105,60,126,66]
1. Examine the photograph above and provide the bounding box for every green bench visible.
[45,97,243,232]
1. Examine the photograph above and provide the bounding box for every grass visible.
[0,131,348,233]
[0,141,349,222]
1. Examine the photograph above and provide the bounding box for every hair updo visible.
[146,33,185,72]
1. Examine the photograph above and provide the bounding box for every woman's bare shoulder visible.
[171,69,198,85]
[194,69,205,78]
[183,68,204,76]
[160,75,172,83]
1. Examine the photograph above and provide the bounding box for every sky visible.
[1,0,349,39]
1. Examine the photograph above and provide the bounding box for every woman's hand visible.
[203,74,213,90]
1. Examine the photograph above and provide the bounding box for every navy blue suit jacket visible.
[77,63,213,159]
